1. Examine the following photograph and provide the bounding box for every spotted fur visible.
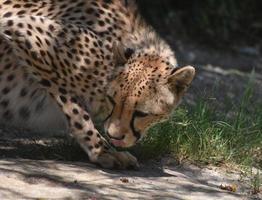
[0,0,195,169]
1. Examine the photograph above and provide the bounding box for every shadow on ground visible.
[0,138,251,200]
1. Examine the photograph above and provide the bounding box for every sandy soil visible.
[0,136,260,200]
[0,158,258,200]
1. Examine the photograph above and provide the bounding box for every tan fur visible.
[0,0,195,168]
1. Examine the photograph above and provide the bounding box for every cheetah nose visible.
[106,131,125,140]
[107,121,125,139]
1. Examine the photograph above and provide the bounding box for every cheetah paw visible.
[95,151,139,170]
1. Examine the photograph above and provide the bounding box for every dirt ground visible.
[0,156,260,200]
[0,128,261,200]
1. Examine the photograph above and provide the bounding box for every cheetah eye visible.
[133,110,149,117]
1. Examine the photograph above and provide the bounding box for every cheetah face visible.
[104,49,195,148]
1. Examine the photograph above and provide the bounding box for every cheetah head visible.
[104,44,195,148]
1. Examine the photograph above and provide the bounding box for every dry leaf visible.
[120,177,129,183]
[219,184,237,192]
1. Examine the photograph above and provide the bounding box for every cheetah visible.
[0,0,195,169]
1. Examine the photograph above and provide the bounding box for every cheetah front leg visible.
[51,91,139,169]
[0,15,138,169]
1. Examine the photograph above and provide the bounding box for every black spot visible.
[24,3,33,8]
[94,61,99,67]
[3,12,12,18]
[20,88,28,97]
[36,27,43,34]
[57,31,65,38]
[94,143,100,148]
[14,30,21,37]
[0,99,9,107]
[85,37,90,43]
[66,51,73,59]
[7,20,13,26]
[84,136,90,141]
[98,20,105,26]
[3,110,13,120]
[13,4,21,8]
[30,16,36,21]
[40,50,46,56]
[27,24,33,30]
[26,30,32,36]
[3,0,12,5]
[74,122,83,130]
[84,58,91,65]
[71,48,77,54]
[17,10,26,15]
[72,108,79,115]
[83,114,89,121]
[48,24,55,32]
[86,8,94,14]
[2,87,10,95]
[60,95,67,103]
[31,51,38,60]
[40,79,51,87]
[6,74,15,82]
[97,9,105,15]
[90,48,96,54]
[58,87,67,95]
[17,23,24,28]
[87,130,93,136]
[4,30,12,36]
[103,0,112,3]
[19,106,30,120]
[70,97,77,103]
[45,38,51,46]
[86,21,94,26]
[25,39,32,49]
[39,17,44,23]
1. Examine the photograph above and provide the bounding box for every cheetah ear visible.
[113,42,134,66]
[167,66,195,95]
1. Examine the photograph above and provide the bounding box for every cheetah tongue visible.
[111,139,125,147]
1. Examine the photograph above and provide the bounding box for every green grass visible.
[250,170,261,194]
[134,72,262,169]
